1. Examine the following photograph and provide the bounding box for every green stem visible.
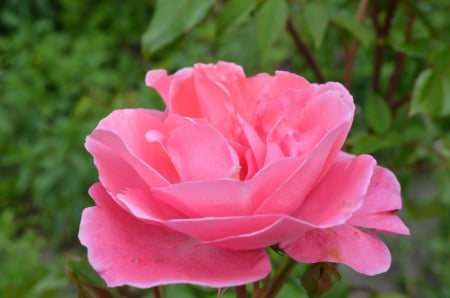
[259,256,297,298]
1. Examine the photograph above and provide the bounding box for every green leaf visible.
[216,0,259,37]
[142,0,215,56]
[374,293,409,298]
[256,0,288,60]
[410,62,450,117]
[348,134,384,154]
[304,2,329,49]
[364,93,392,135]
[390,38,446,58]
[410,69,432,116]
[331,15,373,47]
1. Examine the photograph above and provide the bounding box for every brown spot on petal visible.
[327,248,341,261]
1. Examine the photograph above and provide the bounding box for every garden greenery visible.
[0,0,449,297]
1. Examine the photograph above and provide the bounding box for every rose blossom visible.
[79,61,409,288]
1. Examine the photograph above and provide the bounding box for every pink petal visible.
[212,62,256,122]
[294,86,354,133]
[116,188,186,221]
[281,225,392,275]
[79,183,271,288]
[165,215,282,243]
[357,166,403,213]
[248,157,305,211]
[263,71,311,99]
[166,125,240,181]
[85,130,169,196]
[148,67,204,117]
[254,123,348,215]
[192,62,249,135]
[91,109,179,182]
[236,116,266,175]
[349,212,410,235]
[201,216,314,250]
[348,165,410,235]
[293,154,376,226]
[152,179,249,217]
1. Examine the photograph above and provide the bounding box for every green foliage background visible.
[0,0,449,297]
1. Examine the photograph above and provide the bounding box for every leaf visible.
[364,93,392,135]
[410,61,450,117]
[142,0,215,56]
[410,69,432,116]
[374,293,409,298]
[304,2,329,49]
[348,131,401,154]
[216,0,259,37]
[390,38,445,58]
[255,0,288,60]
[331,15,374,47]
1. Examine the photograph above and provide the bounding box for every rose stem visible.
[235,285,248,298]
[343,0,369,88]
[153,286,161,298]
[260,256,297,298]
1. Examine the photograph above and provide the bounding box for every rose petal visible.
[79,183,271,288]
[348,166,410,235]
[254,123,347,214]
[356,166,403,213]
[165,215,282,242]
[236,116,266,175]
[294,86,354,133]
[90,109,179,182]
[166,125,240,181]
[281,225,392,275]
[248,157,305,211]
[116,188,186,221]
[263,71,311,99]
[152,179,249,217]
[85,130,169,196]
[293,154,376,226]
[146,67,196,113]
[349,212,410,235]
[201,216,314,250]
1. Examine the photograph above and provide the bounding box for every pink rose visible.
[79,62,409,288]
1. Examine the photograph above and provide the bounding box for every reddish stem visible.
[153,286,161,298]
[236,285,248,298]
[343,0,370,88]
[370,0,399,93]
[286,18,325,83]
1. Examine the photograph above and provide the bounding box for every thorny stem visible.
[236,285,248,298]
[370,0,399,93]
[385,13,415,107]
[286,18,325,83]
[253,281,260,292]
[153,286,161,298]
[257,256,297,298]
[343,0,369,88]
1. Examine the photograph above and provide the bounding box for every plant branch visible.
[385,14,415,106]
[153,286,161,298]
[236,285,248,298]
[343,0,370,88]
[257,256,297,298]
[286,18,325,83]
[370,0,399,93]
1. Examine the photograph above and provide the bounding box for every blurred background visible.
[0,0,449,297]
